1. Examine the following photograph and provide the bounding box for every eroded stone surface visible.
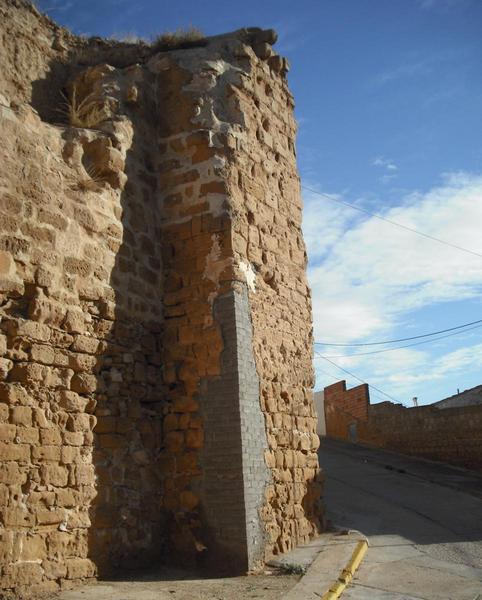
[0,1,323,595]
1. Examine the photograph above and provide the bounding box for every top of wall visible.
[433,384,482,409]
[1,0,288,123]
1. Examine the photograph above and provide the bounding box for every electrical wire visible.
[320,322,482,358]
[302,185,482,259]
[314,352,400,403]
[314,364,390,404]
[314,318,482,347]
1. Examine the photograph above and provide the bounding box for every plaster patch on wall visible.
[203,234,232,305]
[205,193,226,217]
[239,261,256,293]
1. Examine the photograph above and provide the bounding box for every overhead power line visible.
[302,185,482,259]
[314,317,482,347]
[322,322,482,358]
[314,352,400,404]
[314,364,391,404]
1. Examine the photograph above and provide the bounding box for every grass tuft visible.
[68,165,106,192]
[61,86,112,129]
[150,26,206,52]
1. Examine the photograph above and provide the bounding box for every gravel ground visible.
[55,566,300,600]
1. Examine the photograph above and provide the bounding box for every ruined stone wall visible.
[0,4,167,593]
[226,51,323,556]
[0,1,323,594]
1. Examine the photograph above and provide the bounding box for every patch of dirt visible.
[55,566,300,600]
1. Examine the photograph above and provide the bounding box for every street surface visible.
[319,438,482,599]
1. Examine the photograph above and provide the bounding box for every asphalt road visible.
[318,438,482,600]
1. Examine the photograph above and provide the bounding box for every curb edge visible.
[320,539,368,600]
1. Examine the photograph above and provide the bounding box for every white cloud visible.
[372,156,398,184]
[417,0,468,10]
[380,174,397,184]
[304,172,482,400]
[372,156,398,171]
[370,48,467,89]
[372,60,430,87]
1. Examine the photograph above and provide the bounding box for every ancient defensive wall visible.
[0,0,323,596]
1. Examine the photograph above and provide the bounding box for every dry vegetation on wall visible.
[61,87,113,129]
[150,26,207,52]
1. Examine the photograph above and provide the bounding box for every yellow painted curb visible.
[321,539,368,600]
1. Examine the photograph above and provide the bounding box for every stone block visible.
[8,319,51,342]
[70,373,97,393]
[68,352,98,372]
[33,407,51,428]
[3,507,35,527]
[4,562,43,585]
[185,428,203,449]
[65,557,96,579]
[0,441,30,462]
[40,464,69,487]
[0,357,12,380]
[9,363,44,385]
[40,428,62,445]
[63,310,86,334]
[71,335,99,354]
[32,445,61,462]
[10,406,32,426]
[63,431,84,446]
[61,446,80,464]
[19,534,47,561]
[0,462,27,484]
[30,343,55,364]
[42,560,68,580]
[15,426,39,444]
[0,423,16,441]
[37,508,66,525]
[59,390,89,413]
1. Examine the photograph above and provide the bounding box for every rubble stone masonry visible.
[0,0,323,595]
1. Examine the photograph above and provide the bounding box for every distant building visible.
[433,385,482,409]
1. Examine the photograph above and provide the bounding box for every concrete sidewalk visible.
[269,530,368,600]
[320,438,482,599]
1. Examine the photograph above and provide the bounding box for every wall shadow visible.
[318,438,482,547]
[31,43,169,579]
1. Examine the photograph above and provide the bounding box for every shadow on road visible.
[318,437,482,547]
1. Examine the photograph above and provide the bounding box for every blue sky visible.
[37,0,482,405]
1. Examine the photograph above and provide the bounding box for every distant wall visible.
[324,381,482,474]
[324,381,369,423]
[433,384,482,409]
